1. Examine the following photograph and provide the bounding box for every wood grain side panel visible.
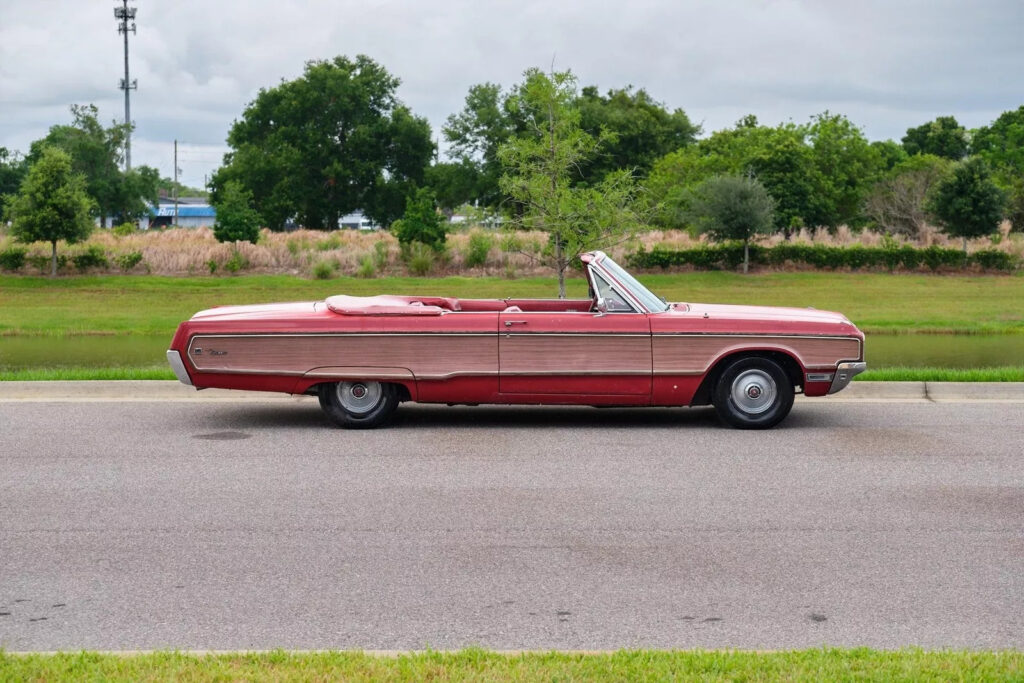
[652,335,861,374]
[499,334,652,375]
[188,334,497,379]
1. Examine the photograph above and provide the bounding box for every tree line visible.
[3,53,1022,279]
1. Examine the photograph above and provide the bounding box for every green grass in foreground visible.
[1,648,1022,682]
[1,271,1022,336]
[858,366,1024,382]
[3,366,1023,382]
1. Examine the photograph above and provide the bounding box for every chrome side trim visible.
[166,350,193,386]
[828,361,867,394]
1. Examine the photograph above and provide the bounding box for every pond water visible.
[1,333,1022,371]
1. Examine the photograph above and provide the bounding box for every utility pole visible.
[173,140,179,227]
[114,0,137,170]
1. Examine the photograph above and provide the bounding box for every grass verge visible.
[2,271,1023,336]
[1,648,1022,682]
[858,366,1024,382]
[2,366,1023,382]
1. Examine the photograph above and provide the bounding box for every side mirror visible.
[594,297,608,316]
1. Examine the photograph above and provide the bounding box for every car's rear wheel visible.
[319,380,399,429]
[712,357,794,429]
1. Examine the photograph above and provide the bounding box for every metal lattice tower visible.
[114,0,137,170]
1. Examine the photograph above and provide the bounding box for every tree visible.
[902,116,969,160]
[973,106,1024,232]
[212,181,261,243]
[687,176,775,274]
[865,154,952,237]
[4,147,94,276]
[926,157,1006,256]
[212,55,434,231]
[804,112,884,228]
[576,86,699,183]
[498,69,644,298]
[0,147,28,204]
[27,104,159,224]
[424,160,480,213]
[391,187,446,251]
[443,83,518,209]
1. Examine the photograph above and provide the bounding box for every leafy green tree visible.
[804,112,883,228]
[687,175,776,274]
[498,69,644,298]
[0,147,28,204]
[424,160,480,212]
[926,157,1006,256]
[646,117,813,234]
[391,187,446,251]
[4,147,94,276]
[443,83,519,210]
[865,154,951,237]
[902,116,969,160]
[871,139,909,172]
[212,55,433,231]
[973,106,1024,231]
[576,86,699,183]
[27,104,159,224]
[212,181,261,243]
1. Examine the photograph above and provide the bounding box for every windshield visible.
[600,255,669,312]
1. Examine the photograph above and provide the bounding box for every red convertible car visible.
[167,251,865,429]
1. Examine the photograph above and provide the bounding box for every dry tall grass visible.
[1,222,1020,277]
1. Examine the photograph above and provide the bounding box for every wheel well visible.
[690,350,804,406]
[308,380,413,403]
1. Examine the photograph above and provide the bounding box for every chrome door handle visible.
[504,320,528,327]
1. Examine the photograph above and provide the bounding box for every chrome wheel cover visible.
[335,381,383,415]
[730,369,777,415]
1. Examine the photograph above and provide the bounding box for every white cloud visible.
[2,0,1022,188]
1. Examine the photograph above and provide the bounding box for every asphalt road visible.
[1,398,1023,651]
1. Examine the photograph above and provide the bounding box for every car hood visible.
[657,302,862,337]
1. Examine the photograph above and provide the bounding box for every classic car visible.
[167,251,866,429]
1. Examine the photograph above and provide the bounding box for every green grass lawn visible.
[1,648,1022,682]
[1,271,1023,337]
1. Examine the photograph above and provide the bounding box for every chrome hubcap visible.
[730,369,776,415]
[335,381,383,415]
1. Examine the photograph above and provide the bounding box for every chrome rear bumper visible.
[166,350,193,386]
[828,361,867,394]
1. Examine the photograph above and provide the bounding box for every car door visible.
[498,308,652,396]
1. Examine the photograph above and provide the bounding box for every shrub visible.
[206,259,218,275]
[312,259,336,280]
[71,245,109,271]
[464,230,493,268]
[224,249,249,274]
[405,241,435,276]
[392,189,446,251]
[373,240,389,270]
[115,251,144,271]
[627,242,1019,272]
[356,254,377,278]
[0,246,27,271]
[27,253,67,273]
[286,238,302,257]
[212,180,261,244]
[112,222,136,237]
[316,234,342,251]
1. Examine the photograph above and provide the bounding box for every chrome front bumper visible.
[166,350,193,386]
[827,361,867,394]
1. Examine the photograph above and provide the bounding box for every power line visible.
[114,0,137,170]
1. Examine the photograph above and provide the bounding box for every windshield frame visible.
[590,253,669,313]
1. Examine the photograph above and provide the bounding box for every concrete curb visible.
[2,380,1024,402]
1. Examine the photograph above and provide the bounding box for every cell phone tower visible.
[114,0,137,170]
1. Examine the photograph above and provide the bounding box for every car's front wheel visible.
[712,357,794,429]
[318,380,399,429]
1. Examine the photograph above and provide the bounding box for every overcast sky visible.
[1,0,1021,189]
